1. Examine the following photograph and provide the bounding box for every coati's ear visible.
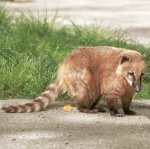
[119,54,130,64]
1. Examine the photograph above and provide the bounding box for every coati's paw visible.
[124,110,136,115]
[79,108,100,114]
[110,111,124,117]
[78,106,106,114]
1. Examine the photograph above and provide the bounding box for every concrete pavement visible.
[1,0,150,47]
[0,99,150,149]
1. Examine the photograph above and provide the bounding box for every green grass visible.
[0,8,150,99]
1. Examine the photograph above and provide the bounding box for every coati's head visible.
[116,50,146,92]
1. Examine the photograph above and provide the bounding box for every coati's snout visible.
[116,50,146,92]
[127,72,143,92]
[132,78,141,92]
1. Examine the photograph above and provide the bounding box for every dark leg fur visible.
[76,93,105,114]
[91,98,106,113]
[121,95,136,115]
[107,98,124,117]
[124,109,136,115]
[78,107,101,114]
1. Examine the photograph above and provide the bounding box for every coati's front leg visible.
[121,95,136,115]
[107,98,123,117]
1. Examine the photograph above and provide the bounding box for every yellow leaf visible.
[63,105,73,112]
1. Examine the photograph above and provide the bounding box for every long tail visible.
[2,81,61,113]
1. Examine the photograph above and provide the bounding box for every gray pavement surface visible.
[1,0,150,47]
[0,99,150,149]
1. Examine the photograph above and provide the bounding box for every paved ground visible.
[0,99,150,149]
[1,0,150,47]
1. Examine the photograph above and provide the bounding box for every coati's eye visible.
[128,72,134,76]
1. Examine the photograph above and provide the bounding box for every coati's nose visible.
[134,85,141,92]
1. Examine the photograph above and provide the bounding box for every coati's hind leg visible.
[61,69,103,113]
[91,98,106,113]
[76,93,105,113]
[107,98,124,117]
[121,95,136,115]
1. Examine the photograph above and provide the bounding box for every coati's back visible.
[58,46,124,76]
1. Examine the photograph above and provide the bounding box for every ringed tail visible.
[2,81,61,113]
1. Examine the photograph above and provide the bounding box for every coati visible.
[2,46,146,116]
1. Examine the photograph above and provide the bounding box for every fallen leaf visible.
[63,105,73,112]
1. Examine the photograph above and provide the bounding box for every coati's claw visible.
[115,114,124,117]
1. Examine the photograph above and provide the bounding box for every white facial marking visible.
[126,73,134,86]
[126,77,133,86]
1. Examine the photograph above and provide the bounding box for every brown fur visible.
[2,46,146,116]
